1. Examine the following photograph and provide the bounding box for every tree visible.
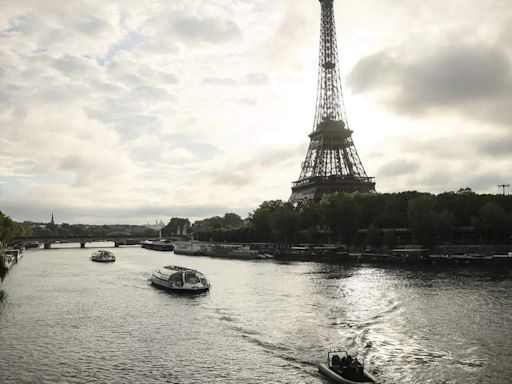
[320,194,360,246]
[223,213,243,228]
[269,203,299,245]
[1,211,25,247]
[408,195,437,246]
[162,217,191,236]
[478,202,511,243]
[249,201,282,242]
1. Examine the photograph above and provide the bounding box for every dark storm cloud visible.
[172,16,242,43]
[348,44,512,126]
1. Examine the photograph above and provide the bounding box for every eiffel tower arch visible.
[289,0,375,204]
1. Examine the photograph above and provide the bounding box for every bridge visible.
[11,235,187,249]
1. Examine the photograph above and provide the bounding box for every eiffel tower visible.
[290,0,375,204]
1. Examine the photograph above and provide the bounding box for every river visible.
[1,244,511,383]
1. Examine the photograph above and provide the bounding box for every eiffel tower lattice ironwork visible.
[289,0,375,204]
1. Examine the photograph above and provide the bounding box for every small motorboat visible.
[318,351,376,384]
[150,265,210,293]
[90,250,116,262]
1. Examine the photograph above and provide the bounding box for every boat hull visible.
[318,363,375,384]
[150,280,209,294]
[142,242,175,251]
[203,251,262,259]
[174,249,201,256]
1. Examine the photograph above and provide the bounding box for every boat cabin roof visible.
[158,265,205,277]
[92,250,114,256]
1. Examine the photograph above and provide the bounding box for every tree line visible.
[193,190,512,248]
[3,189,512,252]
[16,222,159,239]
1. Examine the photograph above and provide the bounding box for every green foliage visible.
[192,213,243,234]
[248,200,286,242]
[1,210,25,247]
[3,189,512,250]
[223,213,243,228]
[407,195,455,246]
[162,217,191,236]
[319,193,360,245]
[14,221,158,239]
[478,202,512,243]
[194,191,512,247]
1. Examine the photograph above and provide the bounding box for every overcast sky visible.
[1,0,511,224]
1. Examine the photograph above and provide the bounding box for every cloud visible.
[246,72,269,85]
[348,43,512,127]
[378,159,419,177]
[202,77,236,86]
[2,0,512,224]
[172,15,242,44]
[477,135,512,156]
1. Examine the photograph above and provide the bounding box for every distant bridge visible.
[11,235,186,249]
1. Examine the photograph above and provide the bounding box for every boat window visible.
[169,273,182,283]
[185,273,200,284]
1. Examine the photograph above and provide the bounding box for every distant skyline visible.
[1,0,511,224]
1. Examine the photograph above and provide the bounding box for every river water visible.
[1,244,511,384]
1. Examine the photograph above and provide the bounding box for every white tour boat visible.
[150,265,210,293]
[90,250,116,262]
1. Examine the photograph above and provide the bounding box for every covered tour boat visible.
[90,250,116,262]
[318,351,376,384]
[150,265,210,293]
[141,239,175,251]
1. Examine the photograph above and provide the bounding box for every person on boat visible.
[340,356,346,367]
[352,357,364,377]
[346,355,353,366]
[331,354,341,367]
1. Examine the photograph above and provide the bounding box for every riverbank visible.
[274,245,512,267]
[1,248,23,271]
